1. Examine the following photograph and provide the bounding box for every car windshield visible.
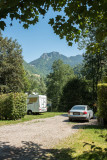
[71,106,85,110]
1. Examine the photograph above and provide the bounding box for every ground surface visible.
[0,114,97,160]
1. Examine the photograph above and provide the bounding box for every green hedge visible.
[97,83,107,124]
[0,93,27,120]
[103,76,107,83]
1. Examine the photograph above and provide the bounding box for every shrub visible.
[97,83,107,125]
[103,76,107,83]
[0,92,27,120]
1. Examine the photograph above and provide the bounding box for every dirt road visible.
[0,114,97,160]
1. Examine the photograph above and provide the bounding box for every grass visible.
[0,112,64,126]
[50,124,107,160]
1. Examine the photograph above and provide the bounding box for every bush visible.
[97,83,107,125]
[0,93,27,120]
[103,76,107,83]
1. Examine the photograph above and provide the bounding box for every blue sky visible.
[2,9,84,63]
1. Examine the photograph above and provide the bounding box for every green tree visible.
[59,78,92,111]
[78,23,107,101]
[81,41,107,101]
[27,74,47,95]
[49,0,107,47]
[47,59,74,111]
[73,64,83,78]
[0,33,29,93]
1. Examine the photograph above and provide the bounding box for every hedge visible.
[0,92,27,120]
[97,83,107,124]
[103,76,107,83]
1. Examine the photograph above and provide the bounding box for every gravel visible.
[0,114,97,160]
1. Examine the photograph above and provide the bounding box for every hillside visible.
[23,60,38,74]
[29,51,83,76]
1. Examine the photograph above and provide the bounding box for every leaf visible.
[23,24,29,29]
[0,21,6,30]
[91,145,95,149]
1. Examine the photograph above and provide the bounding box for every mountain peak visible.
[41,51,60,59]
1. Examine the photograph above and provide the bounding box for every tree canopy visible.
[47,59,74,110]
[0,0,106,46]
[59,78,93,111]
[0,0,65,30]
[0,32,29,93]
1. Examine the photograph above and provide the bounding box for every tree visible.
[73,64,83,78]
[27,74,47,95]
[49,0,107,46]
[47,59,74,110]
[0,0,66,30]
[59,78,92,111]
[0,0,106,47]
[81,51,107,101]
[80,25,107,100]
[0,32,29,93]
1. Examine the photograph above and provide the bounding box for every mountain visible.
[29,51,83,76]
[23,60,38,74]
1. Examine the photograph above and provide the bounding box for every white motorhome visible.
[27,94,47,114]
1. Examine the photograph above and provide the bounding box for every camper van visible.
[27,94,47,114]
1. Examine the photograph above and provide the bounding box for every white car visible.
[68,105,94,122]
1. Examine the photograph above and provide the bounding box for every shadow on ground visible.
[0,141,75,160]
[61,113,68,117]
[0,141,107,160]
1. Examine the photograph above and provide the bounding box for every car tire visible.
[27,110,32,115]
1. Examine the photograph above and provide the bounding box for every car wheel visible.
[27,110,32,115]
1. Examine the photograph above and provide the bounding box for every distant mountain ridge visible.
[28,51,83,76]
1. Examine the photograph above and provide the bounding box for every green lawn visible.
[0,112,64,126]
[49,124,107,160]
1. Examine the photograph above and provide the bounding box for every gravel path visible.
[0,114,97,160]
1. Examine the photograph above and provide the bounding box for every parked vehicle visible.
[68,105,94,122]
[27,94,47,115]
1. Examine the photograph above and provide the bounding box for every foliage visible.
[23,60,38,75]
[81,50,107,102]
[103,76,107,83]
[23,61,47,94]
[27,74,47,95]
[0,1,106,48]
[0,92,27,120]
[73,64,83,78]
[59,78,93,111]
[49,0,107,47]
[47,59,74,111]
[0,0,66,30]
[97,83,107,125]
[0,32,29,93]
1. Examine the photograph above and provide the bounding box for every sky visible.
[2,9,84,63]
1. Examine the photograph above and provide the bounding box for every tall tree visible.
[0,32,29,93]
[80,25,107,100]
[47,59,74,110]
[60,78,92,111]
